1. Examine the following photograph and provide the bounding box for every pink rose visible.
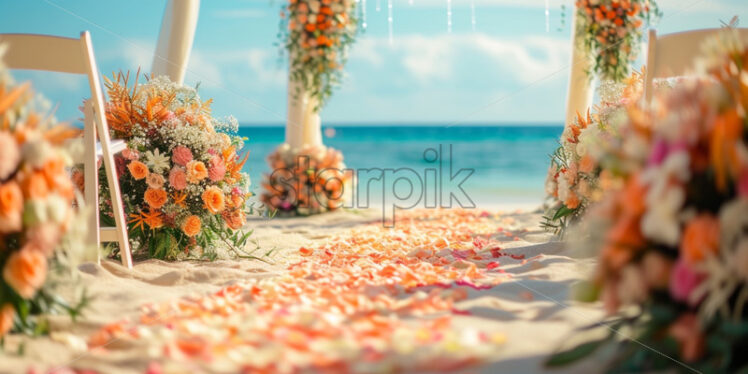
[208,156,226,182]
[669,259,706,306]
[168,167,187,190]
[171,146,193,166]
[121,148,139,161]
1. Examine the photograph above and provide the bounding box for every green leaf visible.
[552,205,575,220]
[546,339,608,367]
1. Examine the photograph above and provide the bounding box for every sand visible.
[1,206,607,374]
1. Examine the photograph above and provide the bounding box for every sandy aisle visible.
[1,207,606,373]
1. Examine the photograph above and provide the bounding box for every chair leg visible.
[92,109,133,269]
[83,102,100,264]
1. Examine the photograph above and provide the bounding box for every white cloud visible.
[351,33,569,83]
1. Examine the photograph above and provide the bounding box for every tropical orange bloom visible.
[22,172,49,199]
[181,215,201,237]
[186,160,208,184]
[128,209,163,232]
[2,245,47,299]
[145,211,164,229]
[172,191,187,208]
[710,109,742,192]
[681,214,720,264]
[41,157,66,186]
[0,182,23,216]
[0,304,14,336]
[128,160,149,180]
[202,186,226,214]
[144,188,168,209]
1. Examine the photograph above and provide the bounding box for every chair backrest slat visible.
[645,28,748,103]
[0,33,88,74]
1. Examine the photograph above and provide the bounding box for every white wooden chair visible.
[644,28,748,104]
[0,32,133,269]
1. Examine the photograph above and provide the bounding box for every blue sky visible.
[1,0,747,125]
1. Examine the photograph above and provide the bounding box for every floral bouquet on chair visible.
[547,30,748,373]
[0,55,88,337]
[543,70,646,236]
[79,72,254,260]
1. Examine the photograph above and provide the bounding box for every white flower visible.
[46,194,68,223]
[22,139,53,168]
[641,184,684,246]
[144,148,170,174]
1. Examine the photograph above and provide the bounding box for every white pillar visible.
[565,9,594,127]
[152,0,200,85]
[285,66,322,150]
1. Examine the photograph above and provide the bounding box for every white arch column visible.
[285,66,322,150]
[152,0,200,85]
[565,9,594,127]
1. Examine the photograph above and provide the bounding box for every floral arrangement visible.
[576,0,660,81]
[79,72,254,260]
[547,30,748,372]
[279,0,359,106]
[543,71,646,235]
[261,143,350,216]
[0,52,88,338]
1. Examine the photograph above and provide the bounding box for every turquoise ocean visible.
[239,125,563,208]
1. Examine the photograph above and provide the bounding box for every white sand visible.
[1,207,607,373]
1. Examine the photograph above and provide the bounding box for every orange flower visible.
[221,209,246,230]
[565,191,581,209]
[181,215,201,237]
[22,172,49,199]
[202,186,226,214]
[144,210,164,229]
[144,188,168,209]
[172,191,187,208]
[579,155,596,174]
[681,214,720,264]
[0,304,14,336]
[0,182,23,233]
[3,245,47,299]
[128,161,149,180]
[186,160,208,184]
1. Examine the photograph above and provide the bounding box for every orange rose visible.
[221,209,246,230]
[186,160,208,184]
[181,215,201,237]
[144,188,168,209]
[681,214,720,264]
[0,182,23,233]
[579,155,596,174]
[3,246,47,299]
[201,186,225,214]
[127,161,149,180]
[0,304,14,336]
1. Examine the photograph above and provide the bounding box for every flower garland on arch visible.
[547,30,748,372]
[0,53,89,338]
[74,72,254,261]
[279,0,359,107]
[576,0,660,82]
